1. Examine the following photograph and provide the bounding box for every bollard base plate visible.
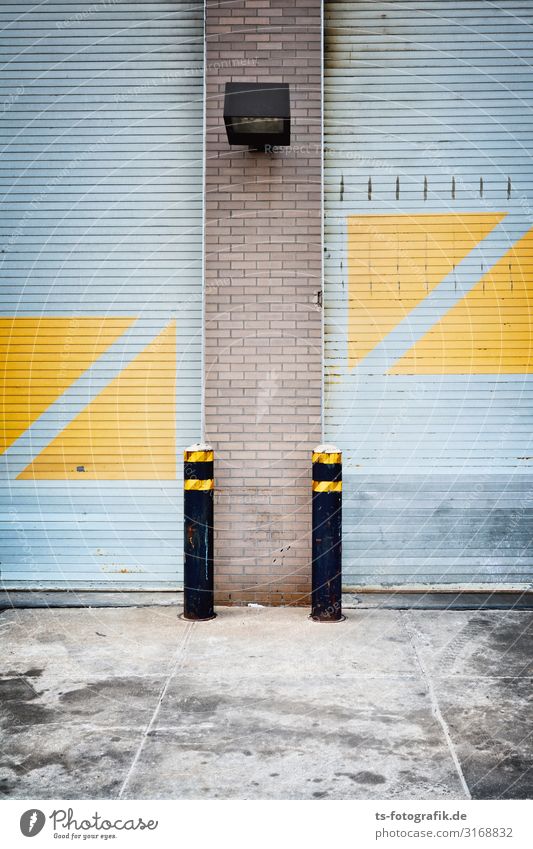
[179,612,217,622]
[309,613,346,623]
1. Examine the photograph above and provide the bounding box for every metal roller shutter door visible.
[0,1,203,589]
[324,0,533,589]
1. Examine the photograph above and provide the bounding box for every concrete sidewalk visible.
[0,606,531,800]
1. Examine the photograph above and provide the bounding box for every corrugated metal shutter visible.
[324,0,533,588]
[0,1,203,588]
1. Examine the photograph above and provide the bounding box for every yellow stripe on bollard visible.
[312,480,342,493]
[312,451,342,464]
[184,450,214,462]
[184,479,214,491]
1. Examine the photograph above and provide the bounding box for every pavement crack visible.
[117,621,196,799]
[403,611,472,800]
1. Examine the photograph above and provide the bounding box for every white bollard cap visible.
[313,443,340,454]
[185,442,213,452]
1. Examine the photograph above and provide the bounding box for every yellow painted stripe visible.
[18,322,177,481]
[312,451,342,464]
[346,213,505,369]
[184,479,214,491]
[312,480,342,493]
[1,317,135,455]
[184,450,214,462]
[391,225,533,375]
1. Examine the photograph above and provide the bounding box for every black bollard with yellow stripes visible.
[311,444,343,622]
[183,443,215,621]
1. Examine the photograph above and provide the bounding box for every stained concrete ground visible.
[0,605,531,800]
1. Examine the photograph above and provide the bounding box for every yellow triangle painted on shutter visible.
[1,317,135,453]
[19,321,177,480]
[346,213,504,369]
[390,227,533,374]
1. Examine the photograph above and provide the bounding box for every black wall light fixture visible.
[224,82,290,150]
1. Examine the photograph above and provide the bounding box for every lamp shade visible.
[224,82,290,148]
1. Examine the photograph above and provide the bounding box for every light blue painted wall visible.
[0,1,204,588]
[324,0,533,587]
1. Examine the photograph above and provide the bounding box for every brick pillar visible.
[204,0,322,605]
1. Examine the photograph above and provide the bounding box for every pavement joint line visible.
[117,619,196,799]
[403,611,472,800]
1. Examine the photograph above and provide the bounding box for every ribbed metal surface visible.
[324,1,533,587]
[0,1,203,588]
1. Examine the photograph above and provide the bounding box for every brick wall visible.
[204,0,322,604]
